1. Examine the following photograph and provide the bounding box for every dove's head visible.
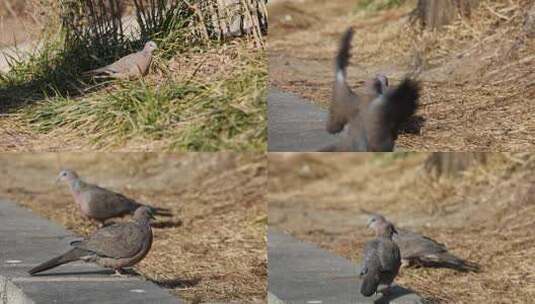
[134,207,155,222]
[144,41,158,53]
[366,74,389,95]
[56,169,79,184]
[367,214,387,230]
[375,74,389,94]
[367,214,397,238]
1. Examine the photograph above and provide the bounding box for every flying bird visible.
[321,27,420,151]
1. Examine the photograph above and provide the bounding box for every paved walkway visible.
[267,88,339,152]
[0,199,179,304]
[268,228,423,304]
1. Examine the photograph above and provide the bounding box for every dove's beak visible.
[54,176,61,184]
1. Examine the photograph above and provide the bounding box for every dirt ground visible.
[268,152,535,303]
[0,153,267,303]
[268,0,535,151]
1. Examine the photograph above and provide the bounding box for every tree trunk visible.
[524,3,535,38]
[424,152,487,178]
[414,0,480,29]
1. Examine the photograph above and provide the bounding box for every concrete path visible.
[268,228,423,304]
[0,199,179,304]
[267,88,339,152]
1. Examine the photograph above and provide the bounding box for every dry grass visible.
[268,0,535,151]
[0,1,267,151]
[0,153,267,303]
[268,152,535,303]
[0,0,51,46]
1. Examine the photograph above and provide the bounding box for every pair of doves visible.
[29,169,172,276]
[359,211,479,297]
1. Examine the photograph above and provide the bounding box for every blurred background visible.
[268,152,535,303]
[0,153,267,303]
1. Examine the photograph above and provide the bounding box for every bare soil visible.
[0,153,267,303]
[268,152,535,303]
[268,0,535,151]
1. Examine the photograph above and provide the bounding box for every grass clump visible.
[25,48,267,151]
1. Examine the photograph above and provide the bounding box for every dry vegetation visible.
[0,153,267,303]
[0,0,46,46]
[0,0,267,151]
[268,0,534,151]
[268,152,535,303]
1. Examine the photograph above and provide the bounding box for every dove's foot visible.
[379,284,396,296]
[112,268,128,277]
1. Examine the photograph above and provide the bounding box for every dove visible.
[322,27,420,152]
[84,41,157,79]
[360,219,401,297]
[56,169,172,226]
[365,211,480,272]
[29,207,154,276]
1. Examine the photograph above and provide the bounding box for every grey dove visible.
[360,219,401,297]
[29,207,154,275]
[84,41,157,79]
[365,211,480,272]
[320,27,420,152]
[57,169,172,225]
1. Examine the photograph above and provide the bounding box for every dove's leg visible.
[379,283,397,296]
[112,268,128,277]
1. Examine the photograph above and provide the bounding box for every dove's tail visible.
[82,68,104,76]
[83,67,115,78]
[418,252,480,272]
[28,248,88,275]
[360,273,380,297]
[147,206,173,217]
[335,27,353,86]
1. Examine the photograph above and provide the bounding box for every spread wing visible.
[328,27,359,134]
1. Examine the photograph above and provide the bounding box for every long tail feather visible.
[148,206,173,217]
[420,252,480,272]
[28,248,86,275]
